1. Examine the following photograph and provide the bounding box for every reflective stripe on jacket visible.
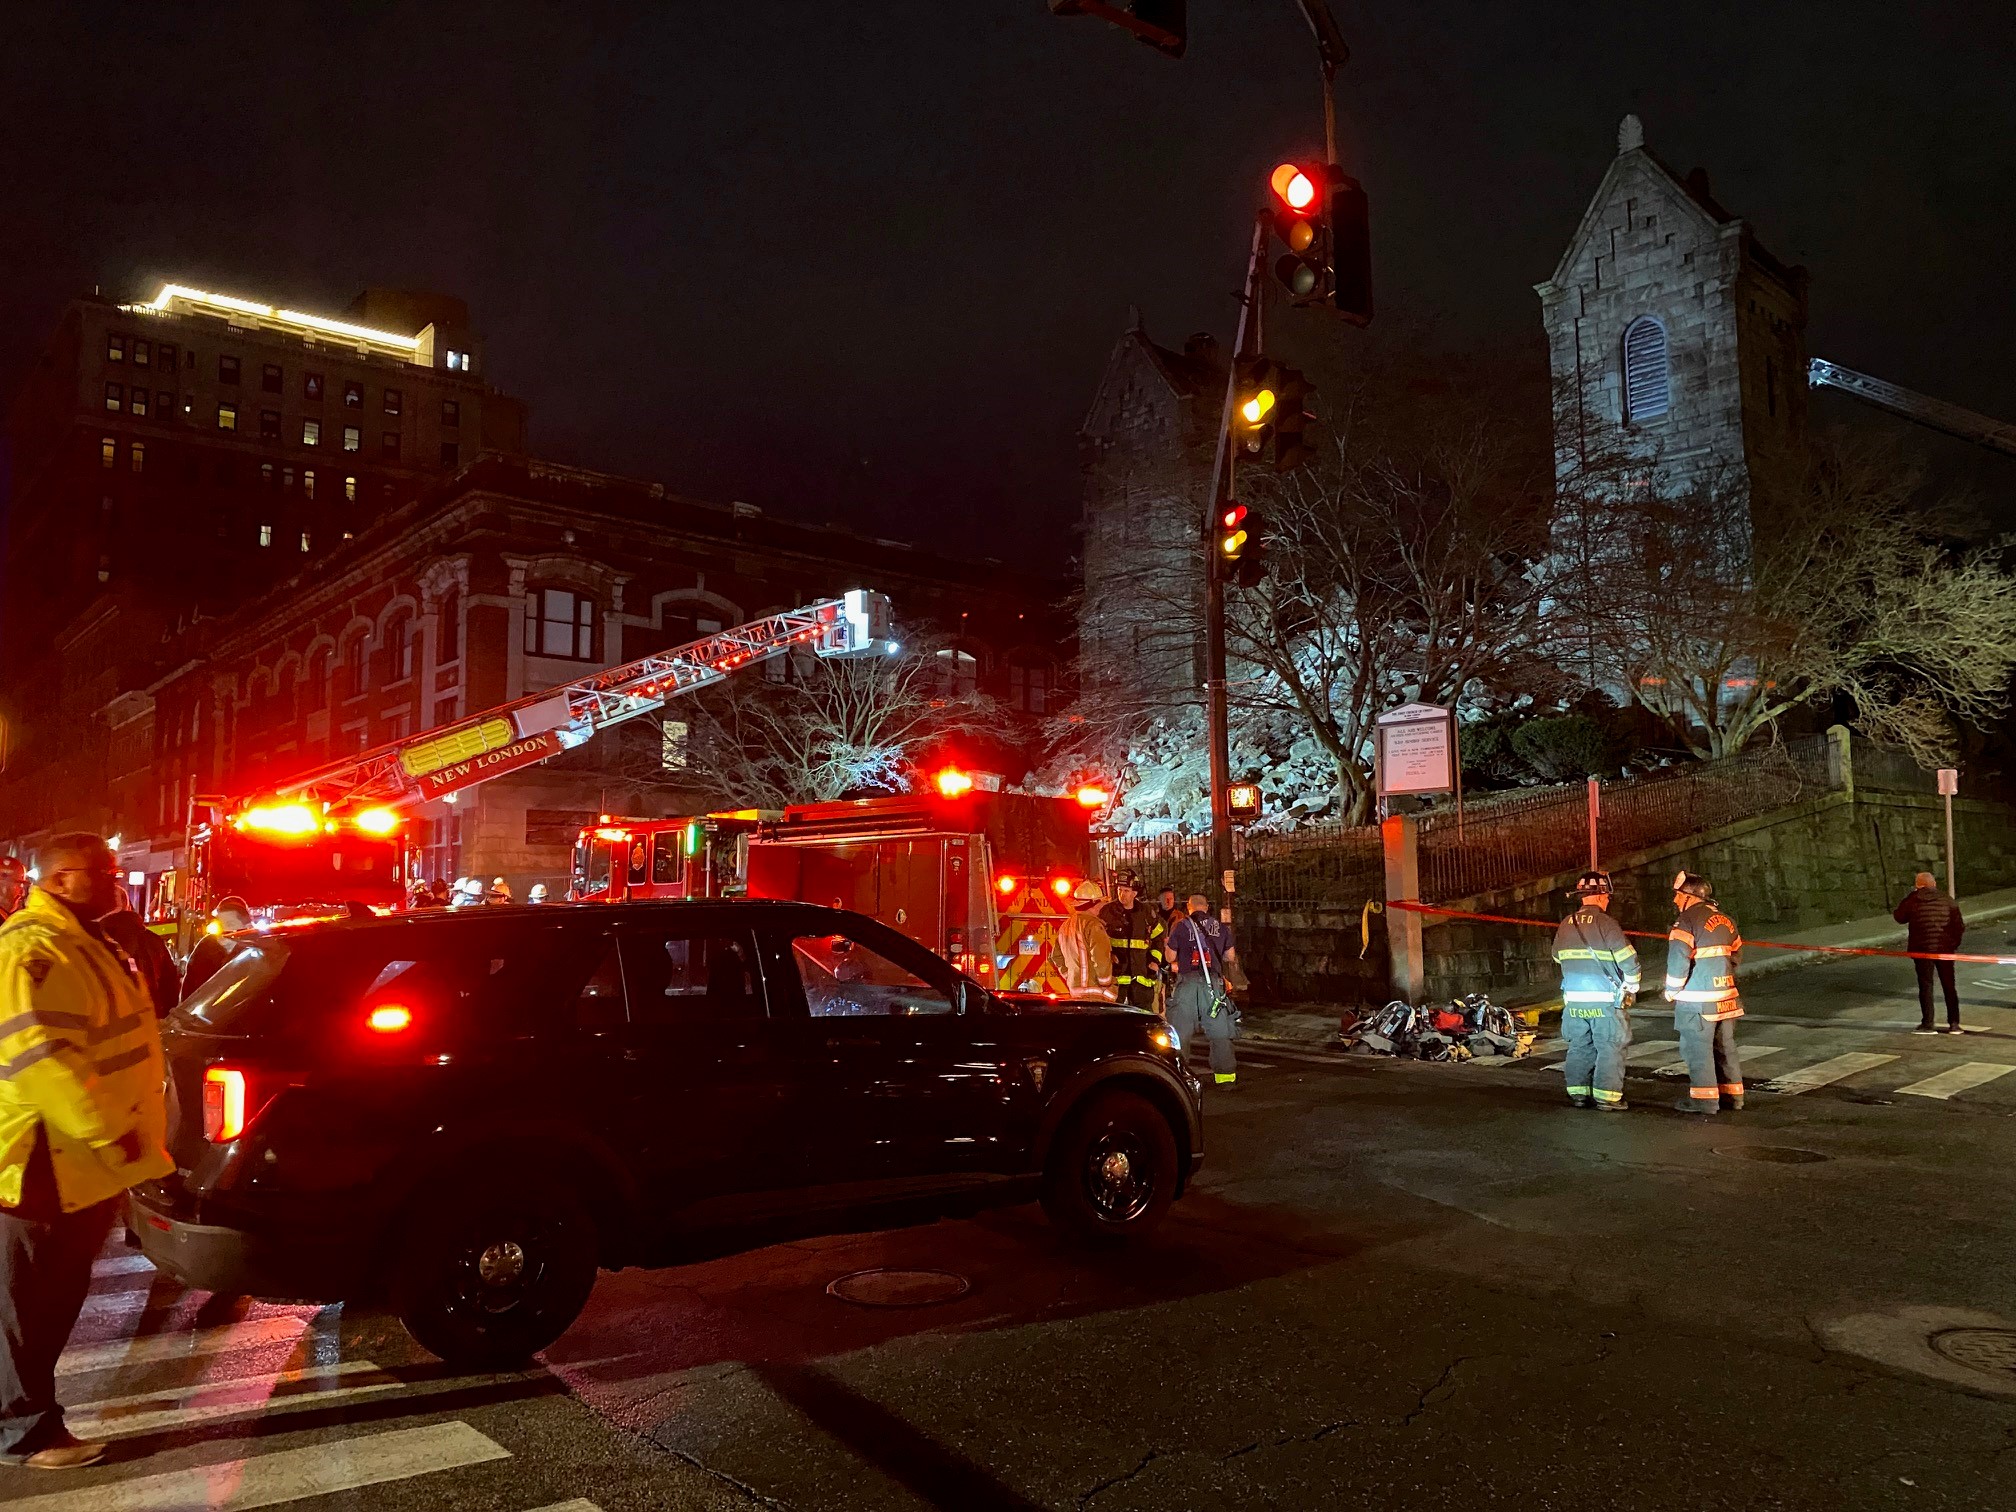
[1096,901,1165,990]
[1055,910,1115,1000]
[0,890,173,1212]
[1552,907,1642,1009]
[1666,899,1744,1020]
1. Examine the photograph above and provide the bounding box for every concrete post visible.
[1826,724,1854,798]
[1382,814,1425,1003]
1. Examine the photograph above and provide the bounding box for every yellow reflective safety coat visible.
[0,890,173,1212]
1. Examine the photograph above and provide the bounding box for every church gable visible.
[1545,135,1732,298]
[1081,331,1184,445]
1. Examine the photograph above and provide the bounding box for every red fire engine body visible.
[570,790,1096,994]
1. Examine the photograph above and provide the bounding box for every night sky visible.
[4,3,2012,562]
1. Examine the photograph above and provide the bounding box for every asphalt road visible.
[10,936,2016,1511]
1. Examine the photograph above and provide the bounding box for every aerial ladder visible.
[1807,359,2016,459]
[183,589,893,927]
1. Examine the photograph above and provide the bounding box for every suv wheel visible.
[1040,1089,1178,1244]
[389,1179,599,1368]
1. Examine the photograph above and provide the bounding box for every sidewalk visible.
[1238,885,2016,1050]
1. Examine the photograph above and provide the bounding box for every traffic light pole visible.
[1203,214,1271,921]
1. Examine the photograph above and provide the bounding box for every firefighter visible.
[527,883,550,904]
[487,876,513,905]
[182,896,252,996]
[1056,880,1115,1000]
[1167,894,1238,1086]
[1665,871,1744,1114]
[1098,870,1164,1012]
[0,834,172,1468]
[1551,869,1641,1111]
[0,859,24,920]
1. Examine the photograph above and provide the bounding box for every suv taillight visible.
[202,1066,248,1142]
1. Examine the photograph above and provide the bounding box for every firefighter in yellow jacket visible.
[1665,870,1744,1115]
[0,834,172,1469]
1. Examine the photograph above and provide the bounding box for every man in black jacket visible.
[1894,873,1966,1034]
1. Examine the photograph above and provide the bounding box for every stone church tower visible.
[1536,115,1810,507]
[1076,317,1226,716]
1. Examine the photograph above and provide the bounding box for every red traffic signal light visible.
[1265,160,1373,324]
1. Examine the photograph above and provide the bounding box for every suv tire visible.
[1040,1089,1178,1244]
[389,1177,599,1368]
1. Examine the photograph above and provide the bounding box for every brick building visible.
[0,280,528,845]
[124,456,1064,898]
[1536,114,1809,510]
[1075,318,1225,717]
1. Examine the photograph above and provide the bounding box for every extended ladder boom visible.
[266,589,893,813]
[1808,358,2016,459]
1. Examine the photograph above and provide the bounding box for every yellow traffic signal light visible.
[1219,505,1250,558]
[1239,387,1276,427]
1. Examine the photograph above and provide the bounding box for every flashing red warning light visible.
[1075,784,1111,808]
[1051,877,1074,898]
[352,806,401,836]
[935,767,975,798]
[366,1004,413,1034]
[234,803,320,837]
[202,1067,247,1142]
[593,827,631,843]
[996,875,1018,896]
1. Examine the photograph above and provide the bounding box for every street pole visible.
[1946,791,1956,899]
[1587,777,1600,871]
[1204,216,1270,921]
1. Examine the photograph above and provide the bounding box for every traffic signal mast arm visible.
[263,590,894,815]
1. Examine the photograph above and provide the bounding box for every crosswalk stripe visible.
[1655,1045,1785,1077]
[1761,1052,1898,1095]
[69,1358,391,1441]
[526,1503,606,1512]
[1623,1040,1680,1065]
[0,1420,510,1512]
[1896,1062,2016,1100]
[91,1253,157,1279]
[58,1313,314,1377]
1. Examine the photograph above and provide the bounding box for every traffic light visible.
[1236,357,1314,473]
[1271,366,1315,471]
[1217,503,1266,588]
[1265,159,1374,326]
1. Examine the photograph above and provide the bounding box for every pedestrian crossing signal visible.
[1227,782,1263,821]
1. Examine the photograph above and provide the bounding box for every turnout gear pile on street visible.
[1097,869,1165,1012]
[1551,871,1643,1110]
[1665,871,1745,1114]
[1166,899,1239,1085]
[1343,993,1531,1061]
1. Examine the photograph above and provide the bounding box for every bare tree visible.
[1555,435,2016,764]
[681,642,997,808]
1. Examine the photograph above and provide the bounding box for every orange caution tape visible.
[1383,899,2016,966]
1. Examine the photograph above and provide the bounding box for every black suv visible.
[132,902,1202,1366]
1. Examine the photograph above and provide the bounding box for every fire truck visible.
[174,590,894,946]
[570,772,1110,994]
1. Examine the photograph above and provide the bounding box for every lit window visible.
[343,380,363,408]
[129,441,145,474]
[260,410,281,440]
[217,404,238,432]
[523,588,595,660]
[383,388,402,416]
[343,474,358,501]
[305,372,323,401]
[1623,316,1671,421]
[440,441,459,468]
[303,470,316,499]
[129,388,148,417]
[107,334,125,362]
[935,648,979,696]
[258,524,273,547]
[441,399,460,427]
[100,437,116,469]
[302,419,321,447]
[342,426,360,452]
[381,431,400,460]
[300,531,311,552]
[262,364,282,393]
[219,355,240,384]
[132,340,150,369]
[104,382,122,412]
[445,350,463,371]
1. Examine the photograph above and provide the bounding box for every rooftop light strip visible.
[122,284,422,351]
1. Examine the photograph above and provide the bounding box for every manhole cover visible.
[1931,1328,2016,1374]
[1715,1145,1829,1164]
[825,1268,970,1308]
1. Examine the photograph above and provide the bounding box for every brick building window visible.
[104,382,122,412]
[157,344,175,370]
[129,441,145,474]
[440,441,459,468]
[107,334,125,362]
[342,427,360,452]
[129,388,148,418]
[258,524,273,547]
[381,431,401,460]
[261,364,280,393]
[344,474,358,501]
[219,355,240,384]
[132,340,149,368]
[303,470,316,500]
[384,388,402,416]
[100,437,116,469]
[382,613,416,683]
[343,380,363,408]
[261,410,281,440]
[305,372,323,401]
[1622,316,1670,422]
[1008,661,1050,714]
[524,588,595,660]
[441,399,459,427]
[935,648,978,697]
[217,403,238,432]
[302,419,321,447]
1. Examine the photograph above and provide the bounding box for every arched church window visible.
[1622,316,1670,421]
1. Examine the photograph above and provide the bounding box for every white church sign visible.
[1375,703,1456,798]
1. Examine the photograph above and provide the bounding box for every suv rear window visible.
[171,920,594,1042]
